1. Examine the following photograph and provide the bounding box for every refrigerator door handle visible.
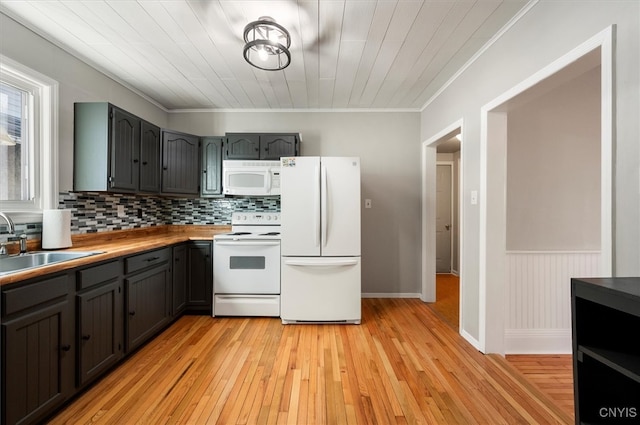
[321,165,328,248]
[283,258,359,267]
[314,165,320,247]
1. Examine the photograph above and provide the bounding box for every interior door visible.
[436,164,452,273]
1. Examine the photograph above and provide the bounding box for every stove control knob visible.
[266,216,271,221]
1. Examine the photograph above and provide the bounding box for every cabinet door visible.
[77,279,123,387]
[2,299,73,425]
[125,265,170,351]
[161,130,200,195]
[201,137,223,196]
[139,120,161,193]
[172,244,188,316]
[225,133,260,160]
[261,134,298,159]
[110,106,140,191]
[188,241,213,313]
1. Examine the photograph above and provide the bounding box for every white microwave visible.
[222,160,281,196]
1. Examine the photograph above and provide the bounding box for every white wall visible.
[0,13,169,192]
[507,67,601,251]
[421,1,640,346]
[169,111,422,295]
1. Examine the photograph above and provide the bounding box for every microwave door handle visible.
[266,170,272,192]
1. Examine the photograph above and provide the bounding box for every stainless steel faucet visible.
[0,212,16,234]
[0,212,16,257]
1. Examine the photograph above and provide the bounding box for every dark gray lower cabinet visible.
[76,260,123,387]
[1,242,212,424]
[124,248,172,352]
[172,244,188,316]
[1,274,74,425]
[187,241,213,313]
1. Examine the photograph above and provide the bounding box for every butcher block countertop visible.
[0,225,231,287]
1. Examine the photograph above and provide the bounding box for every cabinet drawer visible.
[125,248,171,274]
[77,260,121,290]
[2,274,70,316]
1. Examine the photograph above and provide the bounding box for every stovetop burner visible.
[214,211,281,241]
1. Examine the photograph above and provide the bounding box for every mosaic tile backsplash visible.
[58,191,280,234]
[0,192,279,238]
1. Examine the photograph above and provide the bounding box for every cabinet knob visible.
[60,344,71,352]
[133,159,139,163]
[82,334,91,341]
[129,311,136,316]
[142,161,148,165]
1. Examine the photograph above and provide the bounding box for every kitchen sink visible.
[0,251,103,276]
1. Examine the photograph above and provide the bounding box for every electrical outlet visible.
[117,205,125,217]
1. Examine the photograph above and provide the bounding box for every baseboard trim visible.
[461,329,482,352]
[504,329,572,354]
[361,293,422,299]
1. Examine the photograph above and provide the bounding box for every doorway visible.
[421,122,462,331]
[480,28,614,354]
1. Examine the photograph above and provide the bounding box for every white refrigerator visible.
[280,156,361,324]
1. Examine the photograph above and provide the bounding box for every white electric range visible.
[212,212,281,317]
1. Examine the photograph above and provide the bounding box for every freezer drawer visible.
[280,256,361,324]
[213,294,280,317]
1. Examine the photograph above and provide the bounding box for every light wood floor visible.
[428,274,574,418]
[430,274,460,329]
[49,299,574,424]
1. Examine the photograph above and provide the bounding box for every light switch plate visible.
[365,199,372,209]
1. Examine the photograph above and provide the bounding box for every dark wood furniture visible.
[571,277,640,424]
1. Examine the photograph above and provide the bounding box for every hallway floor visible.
[427,273,574,418]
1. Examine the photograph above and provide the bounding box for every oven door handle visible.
[214,241,281,246]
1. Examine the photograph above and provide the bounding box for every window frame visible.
[0,55,58,223]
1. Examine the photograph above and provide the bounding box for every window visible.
[0,55,58,221]
[1,82,31,201]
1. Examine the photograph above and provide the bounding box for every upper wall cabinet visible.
[201,137,223,197]
[74,103,160,194]
[225,133,260,160]
[139,121,161,193]
[224,133,299,160]
[161,130,200,195]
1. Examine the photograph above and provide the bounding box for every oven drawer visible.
[213,295,280,317]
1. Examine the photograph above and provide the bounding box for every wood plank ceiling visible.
[0,0,528,110]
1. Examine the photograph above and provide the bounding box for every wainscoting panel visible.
[505,251,601,354]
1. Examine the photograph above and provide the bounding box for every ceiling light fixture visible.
[243,16,291,71]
